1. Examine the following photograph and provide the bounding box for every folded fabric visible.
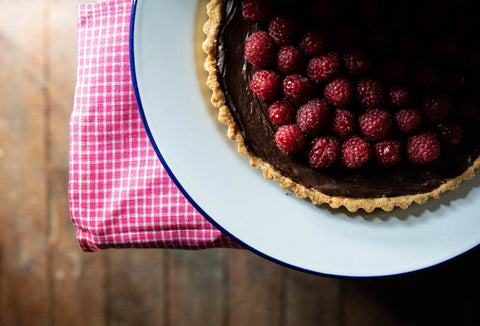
[70,0,239,251]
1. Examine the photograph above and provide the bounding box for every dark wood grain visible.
[46,1,108,325]
[1,1,480,325]
[0,2,51,325]
[227,250,285,326]
[167,249,227,326]
[284,269,342,326]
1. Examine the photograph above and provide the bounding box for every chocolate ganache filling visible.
[215,0,480,198]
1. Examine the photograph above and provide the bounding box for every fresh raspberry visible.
[437,121,462,145]
[444,71,467,92]
[332,24,358,49]
[341,136,372,168]
[275,124,306,155]
[249,70,281,102]
[282,75,314,105]
[455,9,475,34]
[427,35,456,63]
[367,29,392,54]
[324,78,353,107]
[374,140,402,167]
[299,30,328,57]
[296,99,331,136]
[357,0,382,27]
[387,86,410,109]
[276,46,304,75]
[268,99,295,126]
[456,102,477,121]
[359,108,392,141]
[308,137,340,168]
[357,79,384,109]
[268,15,301,46]
[398,34,421,58]
[407,132,441,164]
[381,58,406,84]
[464,43,480,66]
[306,52,341,84]
[332,108,356,140]
[242,0,274,23]
[389,4,410,30]
[410,63,439,89]
[395,109,422,134]
[311,0,340,25]
[244,32,277,69]
[343,49,372,78]
[418,3,446,32]
[421,94,452,122]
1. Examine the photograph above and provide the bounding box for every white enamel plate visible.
[130,0,480,277]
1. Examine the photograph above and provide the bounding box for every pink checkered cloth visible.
[69,0,239,251]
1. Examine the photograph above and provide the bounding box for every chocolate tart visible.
[202,0,480,212]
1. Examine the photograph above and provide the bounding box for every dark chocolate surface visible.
[216,0,480,198]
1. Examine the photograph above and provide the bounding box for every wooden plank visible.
[344,263,462,325]
[227,250,284,326]
[46,1,108,325]
[0,1,51,325]
[167,249,227,326]
[284,270,342,326]
[106,250,166,326]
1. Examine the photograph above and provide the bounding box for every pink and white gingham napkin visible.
[69,0,239,251]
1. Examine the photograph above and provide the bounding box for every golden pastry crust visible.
[202,0,480,212]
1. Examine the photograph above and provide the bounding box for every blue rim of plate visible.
[128,0,471,278]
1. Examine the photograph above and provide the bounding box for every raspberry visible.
[242,0,274,23]
[381,58,406,84]
[282,75,314,105]
[374,140,402,167]
[299,30,328,57]
[387,86,410,109]
[367,29,392,54]
[268,99,295,126]
[418,3,445,31]
[395,109,422,134]
[249,70,281,102]
[275,124,306,155]
[357,79,384,109]
[268,15,300,46]
[437,121,462,145]
[296,99,331,136]
[276,46,304,75]
[427,35,456,63]
[311,0,340,25]
[422,94,452,122]
[359,108,393,141]
[398,34,421,58]
[332,108,356,140]
[442,71,466,92]
[456,102,477,121]
[244,32,277,69]
[308,137,340,168]
[332,24,358,49]
[357,0,382,27]
[464,43,480,66]
[341,136,372,168]
[306,52,341,84]
[389,4,410,30]
[324,78,352,107]
[343,49,372,78]
[407,132,441,164]
[410,63,439,89]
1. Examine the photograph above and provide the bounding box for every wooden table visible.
[1,1,480,325]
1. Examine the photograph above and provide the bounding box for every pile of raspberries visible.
[240,0,479,169]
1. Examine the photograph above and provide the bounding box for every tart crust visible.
[202,0,480,212]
